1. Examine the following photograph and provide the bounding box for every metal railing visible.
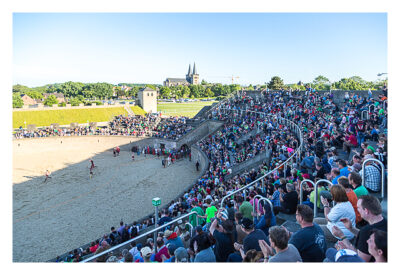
[361,158,385,199]
[299,179,319,218]
[81,211,199,262]
[316,179,335,207]
[369,104,375,113]
[361,110,369,120]
[252,195,273,222]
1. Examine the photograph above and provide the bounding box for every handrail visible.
[315,179,335,206]
[185,222,194,237]
[81,211,199,262]
[361,110,368,121]
[252,195,273,222]
[315,179,334,188]
[369,104,375,113]
[219,107,304,209]
[361,159,385,199]
[299,179,319,218]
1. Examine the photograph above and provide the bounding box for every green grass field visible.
[12,101,212,129]
[157,101,217,118]
[13,107,141,128]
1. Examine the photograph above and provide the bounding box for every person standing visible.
[89,159,95,178]
[44,169,52,183]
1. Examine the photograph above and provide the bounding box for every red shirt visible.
[155,246,170,262]
[346,190,362,223]
[89,244,99,253]
[347,134,358,146]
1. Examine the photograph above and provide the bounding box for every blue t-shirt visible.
[340,167,350,178]
[289,223,327,262]
[332,175,340,185]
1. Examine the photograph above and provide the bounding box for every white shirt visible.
[327,201,356,240]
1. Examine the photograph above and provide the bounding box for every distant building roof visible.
[140,87,156,92]
[166,78,189,83]
[43,93,65,98]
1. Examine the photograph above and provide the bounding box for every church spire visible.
[187,64,192,75]
[193,62,197,75]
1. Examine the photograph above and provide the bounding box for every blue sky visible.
[13,13,387,87]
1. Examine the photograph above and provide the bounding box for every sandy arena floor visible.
[13,136,200,262]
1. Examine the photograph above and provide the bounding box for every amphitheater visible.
[12,89,388,263]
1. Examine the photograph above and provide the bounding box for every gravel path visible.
[13,137,200,262]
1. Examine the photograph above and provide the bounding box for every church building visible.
[164,63,199,87]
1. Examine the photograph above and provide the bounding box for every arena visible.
[13,136,200,262]
[12,89,388,263]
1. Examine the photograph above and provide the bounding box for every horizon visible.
[13,13,387,87]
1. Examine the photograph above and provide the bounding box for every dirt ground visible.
[13,136,199,262]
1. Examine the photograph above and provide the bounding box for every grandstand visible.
[13,88,388,262]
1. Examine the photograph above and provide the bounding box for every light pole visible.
[152,197,161,253]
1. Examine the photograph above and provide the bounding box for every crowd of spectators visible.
[13,114,195,141]
[152,116,194,140]
[49,88,387,263]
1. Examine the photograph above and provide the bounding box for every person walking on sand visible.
[116,146,120,156]
[44,170,52,183]
[89,159,96,178]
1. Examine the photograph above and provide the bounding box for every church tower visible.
[191,62,199,85]
[186,64,192,83]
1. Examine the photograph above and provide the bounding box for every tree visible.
[181,86,191,98]
[82,89,94,100]
[201,79,208,85]
[114,86,126,98]
[267,76,285,90]
[60,81,84,97]
[44,95,58,106]
[25,90,43,100]
[13,84,30,94]
[159,87,172,99]
[145,84,157,90]
[205,87,214,98]
[69,97,82,106]
[13,94,23,108]
[229,84,241,94]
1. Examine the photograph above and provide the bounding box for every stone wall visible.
[176,120,225,148]
[225,149,271,181]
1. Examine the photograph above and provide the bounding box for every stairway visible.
[124,105,134,116]
[193,105,212,119]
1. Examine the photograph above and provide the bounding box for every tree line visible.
[12,75,387,108]
[266,75,387,91]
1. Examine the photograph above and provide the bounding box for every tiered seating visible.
[52,89,388,263]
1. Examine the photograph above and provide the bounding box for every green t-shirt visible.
[309,187,328,209]
[367,145,376,153]
[205,206,218,223]
[189,206,205,227]
[239,201,253,220]
[354,185,369,198]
